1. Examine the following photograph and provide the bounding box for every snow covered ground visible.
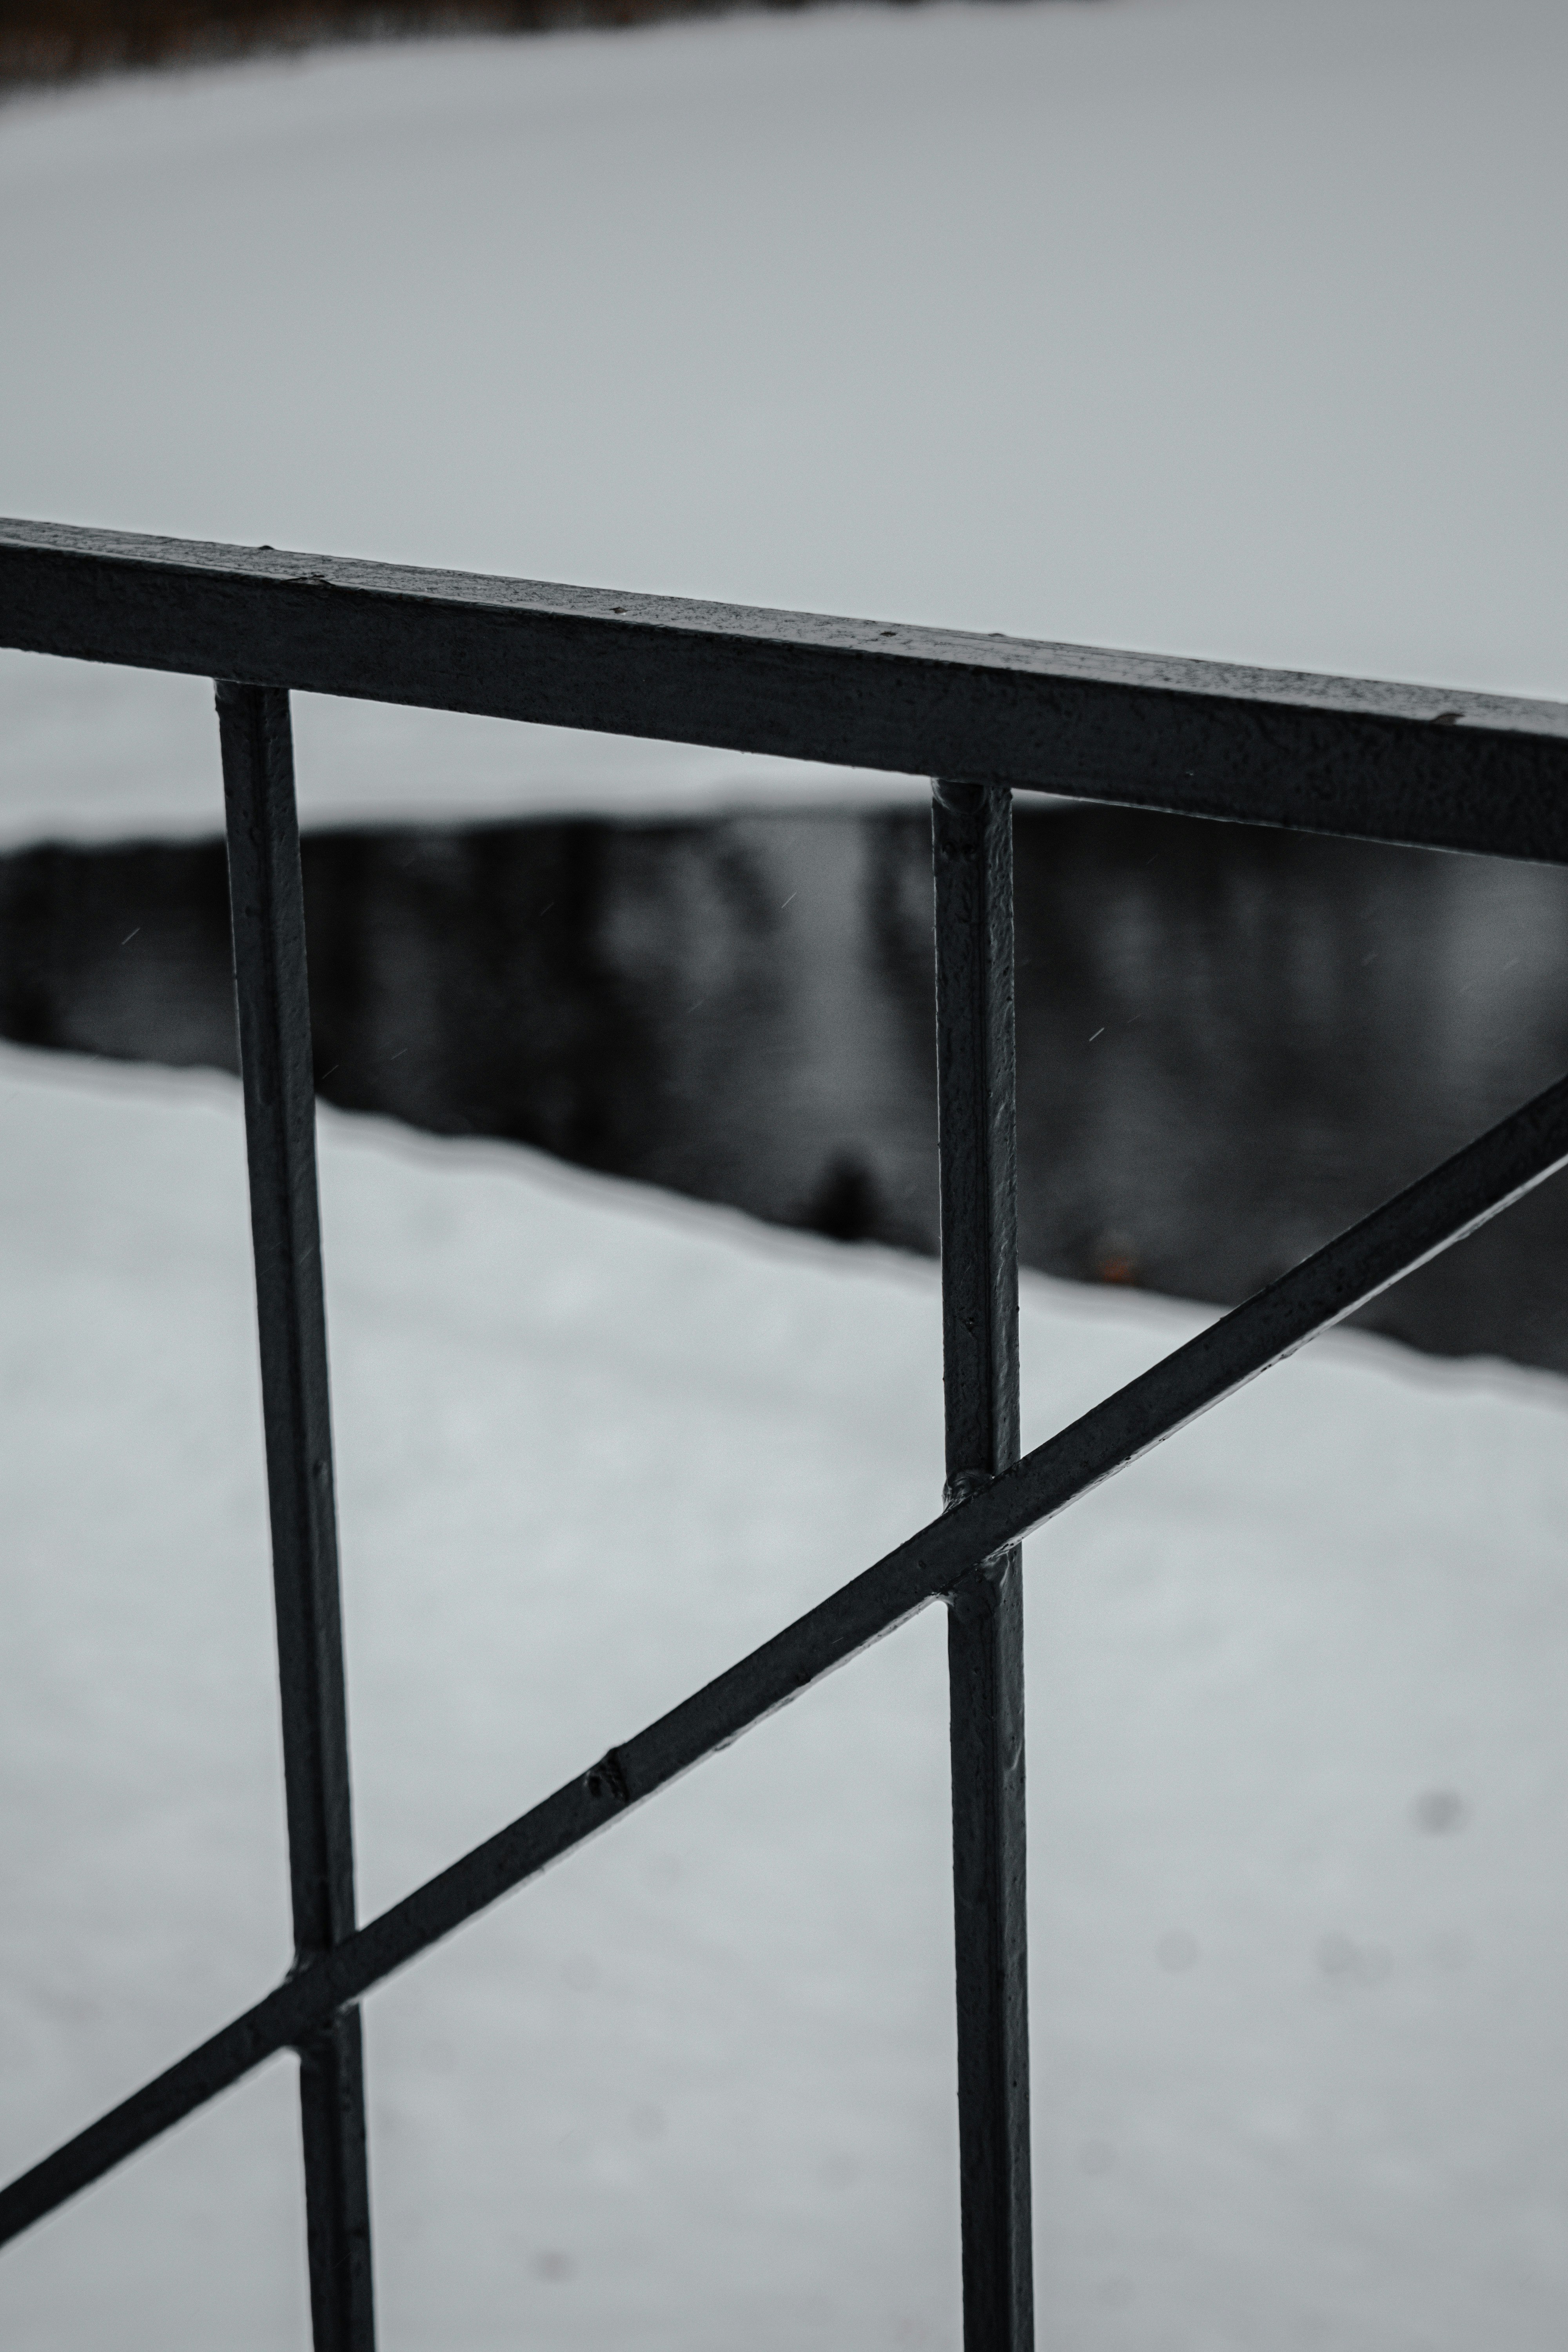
[5,1,1568,2343]
[2,0,1567,840]
[5,1036,1568,2350]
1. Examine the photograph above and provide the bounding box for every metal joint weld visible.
[585,1748,631,1807]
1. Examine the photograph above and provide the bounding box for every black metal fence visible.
[4,515,1568,2351]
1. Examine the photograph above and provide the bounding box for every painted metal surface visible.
[7,521,1568,2351]
[5,517,1568,862]
[933,781,1032,2350]
[216,682,375,2352]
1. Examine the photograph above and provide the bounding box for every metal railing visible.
[4,516,1568,2350]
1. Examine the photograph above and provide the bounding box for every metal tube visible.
[216,682,375,2352]
[932,780,1033,2351]
[11,1053,1568,2249]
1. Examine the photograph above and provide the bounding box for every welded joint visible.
[943,1468,991,1512]
[289,2012,351,2058]
[942,1472,1018,1604]
[945,1557,1020,1621]
[584,1748,632,1808]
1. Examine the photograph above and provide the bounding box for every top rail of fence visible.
[4,517,1568,864]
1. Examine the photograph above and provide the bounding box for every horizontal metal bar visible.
[3,518,1567,862]
[7,1060,1568,2247]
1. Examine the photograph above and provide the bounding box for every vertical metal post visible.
[932,779,1033,2352]
[217,682,376,2352]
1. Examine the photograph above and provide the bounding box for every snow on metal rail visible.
[5,519,1568,2352]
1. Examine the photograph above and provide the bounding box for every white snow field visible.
[2,0,1567,840]
[5,0,1568,2345]
[5,1037,1568,2351]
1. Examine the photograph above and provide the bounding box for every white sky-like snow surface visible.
[5,1039,1568,2347]
[5,8,1568,2344]
[1,0,1566,839]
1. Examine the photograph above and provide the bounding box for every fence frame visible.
[4,515,1568,2352]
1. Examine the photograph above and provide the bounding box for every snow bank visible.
[4,1037,1568,2347]
[3,0,1566,841]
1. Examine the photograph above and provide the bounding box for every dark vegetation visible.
[0,0,822,89]
[6,798,1568,1374]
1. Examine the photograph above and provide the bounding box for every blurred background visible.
[4,1,1568,2347]
[5,0,1568,1370]
[12,795,1568,1367]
